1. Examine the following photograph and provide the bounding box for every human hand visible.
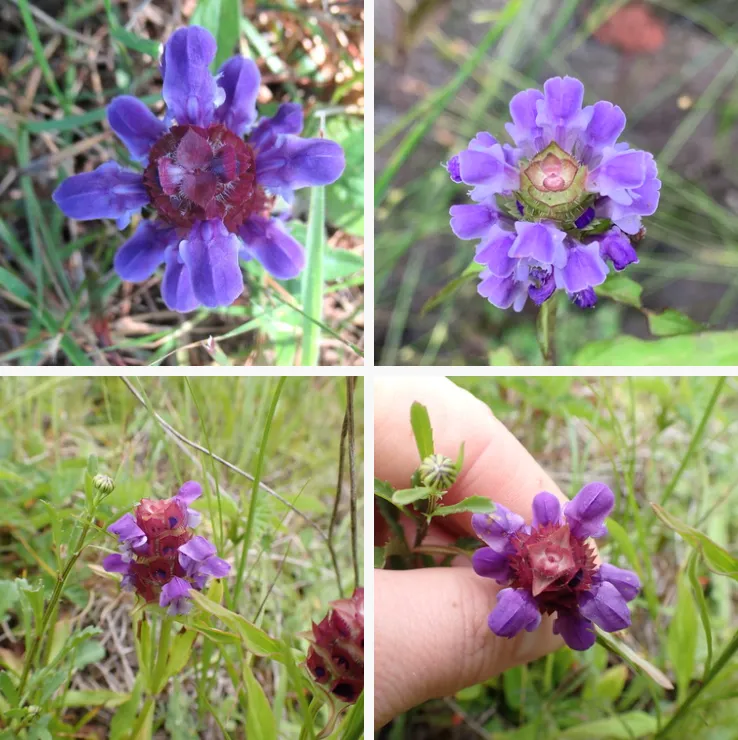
[374,377,568,728]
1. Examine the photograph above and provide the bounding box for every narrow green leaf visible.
[582,664,628,704]
[300,184,326,365]
[667,564,698,703]
[652,503,738,579]
[392,487,431,505]
[338,692,364,740]
[595,626,673,690]
[687,550,712,677]
[433,496,495,517]
[110,26,160,56]
[374,478,395,502]
[243,662,277,740]
[558,711,657,739]
[410,401,434,459]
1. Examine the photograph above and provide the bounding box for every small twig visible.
[119,377,328,541]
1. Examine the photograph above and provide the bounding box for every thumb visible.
[374,567,561,728]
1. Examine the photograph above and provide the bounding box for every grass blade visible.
[300,184,326,366]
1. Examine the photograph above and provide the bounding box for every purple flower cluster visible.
[471,483,640,650]
[103,481,230,615]
[53,26,345,312]
[447,76,660,310]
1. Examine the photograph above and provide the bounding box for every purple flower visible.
[447,76,660,311]
[53,26,346,313]
[471,483,640,651]
[103,480,230,611]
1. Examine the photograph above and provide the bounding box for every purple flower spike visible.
[446,76,659,310]
[471,484,639,651]
[53,25,346,313]
[103,480,229,613]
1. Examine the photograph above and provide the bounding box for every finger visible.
[375,377,567,535]
[374,567,561,728]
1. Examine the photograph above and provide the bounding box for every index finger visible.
[374,377,567,534]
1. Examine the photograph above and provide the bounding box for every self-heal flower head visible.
[306,587,364,704]
[447,77,660,311]
[53,26,346,312]
[471,483,640,651]
[102,480,230,615]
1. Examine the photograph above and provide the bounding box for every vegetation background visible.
[0,376,363,738]
[378,376,737,739]
[0,0,364,366]
[375,0,738,366]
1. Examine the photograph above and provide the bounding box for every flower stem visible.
[537,297,558,365]
[150,616,174,693]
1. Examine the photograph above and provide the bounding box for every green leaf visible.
[574,331,738,366]
[410,401,434,459]
[191,0,241,68]
[0,671,19,707]
[338,691,364,740]
[110,675,144,740]
[652,503,738,579]
[374,546,386,568]
[557,711,657,739]
[243,662,277,740]
[421,261,483,315]
[325,119,364,236]
[433,496,495,517]
[597,273,643,308]
[189,590,282,657]
[164,627,198,684]
[392,487,430,505]
[63,690,130,708]
[300,183,326,366]
[374,478,395,502]
[323,248,364,281]
[687,550,712,677]
[668,564,698,703]
[582,664,628,704]
[595,626,673,689]
[110,26,160,57]
[647,308,703,337]
[454,442,465,476]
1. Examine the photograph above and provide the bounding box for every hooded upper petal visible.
[162,26,220,127]
[449,203,498,240]
[214,56,261,136]
[238,215,305,280]
[475,225,516,277]
[553,610,596,651]
[555,241,609,294]
[53,162,149,223]
[107,96,167,163]
[564,482,615,540]
[508,222,567,269]
[597,563,641,602]
[471,505,525,554]
[472,547,513,584]
[579,580,631,632]
[587,147,647,205]
[249,103,304,151]
[598,228,639,271]
[458,140,520,200]
[179,220,243,308]
[505,88,545,155]
[531,491,563,529]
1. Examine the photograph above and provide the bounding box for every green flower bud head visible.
[93,474,115,495]
[418,454,457,491]
[518,142,590,222]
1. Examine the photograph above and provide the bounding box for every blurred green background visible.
[375,0,738,365]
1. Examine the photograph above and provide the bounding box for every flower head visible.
[306,587,364,704]
[471,484,640,651]
[53,26,346,312]
[447,77,660,311]
[102,480,230,614]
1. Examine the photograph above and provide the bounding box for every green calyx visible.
[517,142,591,221]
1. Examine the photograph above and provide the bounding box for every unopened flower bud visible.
[418,454,457,492]
[93,474,115,495]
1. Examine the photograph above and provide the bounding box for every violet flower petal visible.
[555,241,609,294]
[161,26,219,127]
[179,220,243,308]
[107,96,167,163]
[114,221,177,283]
[531,491,563,529]
[599,228,638,271]
[553,610,596,651]
[215,56,260,136]
[249,103,304,151]
[598,563,641,602]
[564,482,615,540]
[176,481,203,505]
[579,580,631,632]
[179,535,216,562]
[103,553,131,574]
[449,204,498,240]
[108,513,147,547]
[488,588,541,638]
[471,506,525,554]
[471,547,512,584]
[238,215,305,280]
[161,245,200,313]
[52,162,149,224]
[475,226,517,278]
[477,270,529,312]
[159,576,193,615]
[509,222,567,269]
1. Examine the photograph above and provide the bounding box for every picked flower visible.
[103,480,230,615]
[53,26,346,312]
[471,483,640,651]
[447,76,660,310]
[306,587,364,704]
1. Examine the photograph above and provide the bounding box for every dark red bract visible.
[508,522,597,615]
[144,124,264,232]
